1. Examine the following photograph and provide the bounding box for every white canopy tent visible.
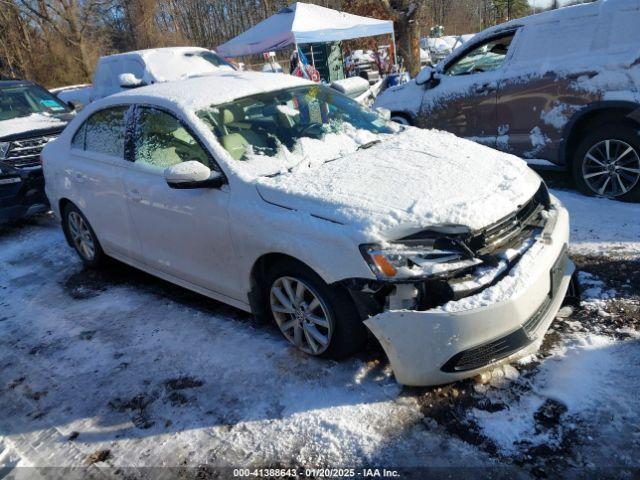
[217,2,396,64]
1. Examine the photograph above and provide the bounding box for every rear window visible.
[72,106,130,157]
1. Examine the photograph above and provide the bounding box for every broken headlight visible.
[360,226,482,281]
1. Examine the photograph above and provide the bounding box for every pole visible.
[391,26,398,69]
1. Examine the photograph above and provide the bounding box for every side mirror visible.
[375,107,391,120]
[67,101,81,112]
[164,161,225,189]
[415,66,435,86]
[118,73,146,89]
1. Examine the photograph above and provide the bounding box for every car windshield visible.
[186,51,236,70]
[197,85,397,174]
[0,84,70,121]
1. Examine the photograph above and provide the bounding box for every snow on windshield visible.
[196,85,399,176]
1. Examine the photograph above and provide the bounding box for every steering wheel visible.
[299,122,323,137]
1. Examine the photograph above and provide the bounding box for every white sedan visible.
[43,71,576,386]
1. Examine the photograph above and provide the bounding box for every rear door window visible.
[73,106,131,157]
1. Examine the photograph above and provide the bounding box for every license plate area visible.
[550,244,567,299]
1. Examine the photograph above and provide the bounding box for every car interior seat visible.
[137,112,190,169]
[218,106,269,160]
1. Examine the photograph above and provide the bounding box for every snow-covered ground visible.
[1,184,638,478]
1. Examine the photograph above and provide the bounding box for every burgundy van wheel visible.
[573,124,640,202]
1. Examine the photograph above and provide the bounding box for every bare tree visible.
[0,0,536,86]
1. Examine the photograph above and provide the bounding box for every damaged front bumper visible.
[363,199,574,386]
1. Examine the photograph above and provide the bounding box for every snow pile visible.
[578,271,619,318]
[255,126,540,237]
[471,331,640,458]
[0,113,66,138]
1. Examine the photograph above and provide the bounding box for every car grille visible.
[470,183,550,256]
[3,135,57,169]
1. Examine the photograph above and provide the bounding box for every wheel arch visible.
[390,111,415,126]
[560,101,640,169]
[58,198,75,246]
[247,252,327,322]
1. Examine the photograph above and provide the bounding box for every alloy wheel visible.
[68,211,96,261]
[582,139,640,198]
[269,276,333,355]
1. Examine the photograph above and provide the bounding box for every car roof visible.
[98,46,211,62]
[102,70,313,113]
[0,79,33,87]
[482,0,636,36]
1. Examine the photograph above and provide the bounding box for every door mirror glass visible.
[119,73,145,89]
[164,161,224,189]
[415,66,435,86]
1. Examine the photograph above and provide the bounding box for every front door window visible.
[445,34,515,76]
[134,108,211,171]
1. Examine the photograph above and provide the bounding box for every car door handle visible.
[129,189,142,202]
[74,172,86,183]
[475,82,497,94]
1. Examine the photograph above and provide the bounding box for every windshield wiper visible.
[357,140,381,150]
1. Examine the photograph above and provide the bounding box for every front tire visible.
[62,204,106,268]
[572,124,640,202]
[264,260,366,359]
[391,114,411,126]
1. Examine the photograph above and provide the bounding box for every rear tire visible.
[572,123,640,202]
[62,203,107,268]
[263,259,367,359]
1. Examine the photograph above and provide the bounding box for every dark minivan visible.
[0,80,74,223]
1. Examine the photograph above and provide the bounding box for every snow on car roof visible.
[99,46,210,60]
[473,0,638,44]
[106,71,313,112]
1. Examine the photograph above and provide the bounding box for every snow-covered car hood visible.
[0,113,70,140]
[255,128,541,240]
